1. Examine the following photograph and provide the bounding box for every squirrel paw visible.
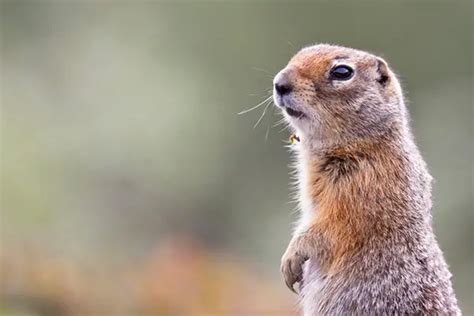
[281,248,308,293]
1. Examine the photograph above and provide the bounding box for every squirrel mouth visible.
[285,107,306,119]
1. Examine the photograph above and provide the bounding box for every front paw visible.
[281,247,308,293]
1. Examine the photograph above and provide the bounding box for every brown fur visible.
[309,130,407,273]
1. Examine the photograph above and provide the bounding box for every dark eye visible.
[329,65,354,81]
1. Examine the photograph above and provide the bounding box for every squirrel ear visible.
[376,57,390,86]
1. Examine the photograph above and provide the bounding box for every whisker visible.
[238,95,272,115]
[265,122,270,141]
[249,86,272,95]
[252,67,276,76]
[264,106,278,142]
[278,124,291,133]
[272,119,287,128]
[253,99,272,129]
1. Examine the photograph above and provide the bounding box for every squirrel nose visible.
[274,73,293,95]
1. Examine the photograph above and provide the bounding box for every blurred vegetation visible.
[1,1,472,315]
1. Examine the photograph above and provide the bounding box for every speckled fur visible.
[275,44,459,315]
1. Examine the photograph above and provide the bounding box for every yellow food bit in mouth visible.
[289,134,300,144]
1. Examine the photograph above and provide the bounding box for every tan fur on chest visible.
[306,137,407,273]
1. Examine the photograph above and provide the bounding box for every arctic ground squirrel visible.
[274,44,459,315]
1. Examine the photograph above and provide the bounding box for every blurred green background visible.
[1,1,472,315]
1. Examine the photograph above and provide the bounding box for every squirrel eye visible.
[329,65,354,81]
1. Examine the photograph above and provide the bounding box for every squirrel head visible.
[273,44,406,147]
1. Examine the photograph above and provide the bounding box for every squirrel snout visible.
[274,71,293,96]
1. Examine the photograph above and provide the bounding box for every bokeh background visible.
[1,1,472,315]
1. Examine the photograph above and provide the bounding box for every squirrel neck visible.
[299,113,407,154]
